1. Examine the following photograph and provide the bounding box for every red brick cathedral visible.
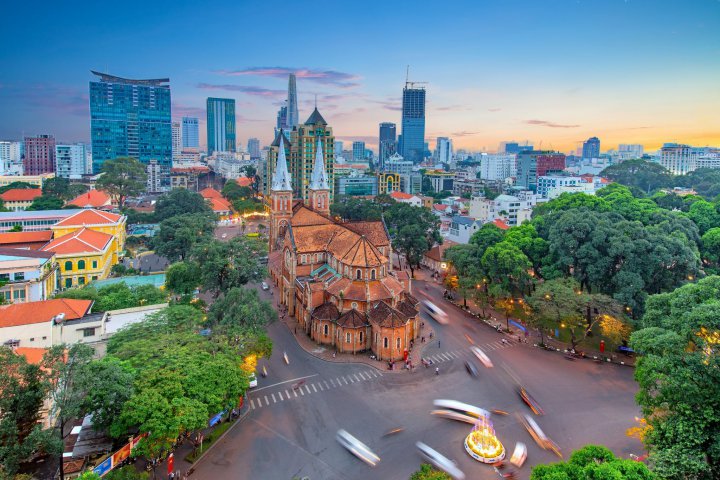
[267,132,419,361]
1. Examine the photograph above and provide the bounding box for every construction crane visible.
[405,65,428,90]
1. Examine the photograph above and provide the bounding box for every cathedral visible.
[267,124,420,361]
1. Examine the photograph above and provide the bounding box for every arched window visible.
[324,324,329,336]
[78,260,86,270]
[359,331,363,343]
[371,269,376,280]
[64,261,73,271]
[65,278,72,288]
[346,333,351,343]
[396,338,401,349]
[356,269,362,280]
[383,337,388,348]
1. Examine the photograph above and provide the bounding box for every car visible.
[336,429,381,466]
[509,442,527,467]
[470,346,493,368]
[431,410,479,425]
[261,282,269,291]
[221,233,227,239]
[433,399,490,419]
[517,387,544,415]
[464,361,479,377]
[422,300,449,324]
[248,373,258,388]
[416,442,465,480]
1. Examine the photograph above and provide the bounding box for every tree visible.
[384,203,442,277]
[153,188,213,222]
[481,242,532,296]
[0,198,7,212]
[166,261,202,295]
[600,159,674,194]
[330,196,382,221]
[687,199,720,235]
[78,357,135,432]
[55,283,167,312]
[240,164,256,179]
[0,349,59,477]
[95,157,148,209]
[221,180,253,202]
[0,181,35,194]
[701,227,720,270]
[409,463,452,480]
[27,195,64,211]
[208,287,276,331]
[444,244,481,308]
[469,223,506,255]
[631,276,720,479]
[191,237,266,294]
[153,213,216,261]
[9,223,21,232]
[394,224,433,278]
[530,445,655,479]
[42,177,89,201]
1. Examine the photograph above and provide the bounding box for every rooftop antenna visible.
[314,94,317,109]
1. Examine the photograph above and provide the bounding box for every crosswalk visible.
[422,339,517,365]
[249,369,383,410]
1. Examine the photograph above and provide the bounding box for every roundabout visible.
[464,416,506,464]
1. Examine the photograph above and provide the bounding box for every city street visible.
[192,279,643,480]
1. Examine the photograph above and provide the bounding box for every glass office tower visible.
[89,71,172,184]
[207,97,236,154]
[399,85,426,163]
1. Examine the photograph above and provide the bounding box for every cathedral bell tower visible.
[308,138,330,216]
[269,130,293,252]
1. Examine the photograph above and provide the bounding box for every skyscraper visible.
[399,82,426,163]
[23,135,56,175]
[352,141,365,162]
[378,122,396,169]
[89,71,172,181]
[582,137,600,159]
[289,108,335,202]
[55,143,87,179]
[182,117,199,149]
[335,140,344,158]
[206,97,236,154]
[171,121,181,160]
[435,137,453,165]
[286,74,299,129]
[248,138,260,159]
[276,104,288,131]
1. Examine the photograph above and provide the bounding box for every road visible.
[192,279,642,480]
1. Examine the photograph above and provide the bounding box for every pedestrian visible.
[438,340,441,348]
[421,336,425,343]
[295,327,297,334]
[435,367,439,375]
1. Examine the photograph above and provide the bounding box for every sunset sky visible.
[1,0,718,153]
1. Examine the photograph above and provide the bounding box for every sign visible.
[92,457,112,476]
[111,443,131,466]
[167,453,174,476]
[209,411,225,427]
[92,433,147,477]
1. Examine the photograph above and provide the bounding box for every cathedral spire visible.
[310,138,329,190]
[272,130,292,191]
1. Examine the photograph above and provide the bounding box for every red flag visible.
[599,340,605,353]
[167,453,174,476]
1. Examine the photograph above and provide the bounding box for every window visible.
[359,332,363,343]
[397,338,401,349]
[346,333,351,343]
[371,269,376,280]
[30,337,35,342]
[64,261,73,271]
[351,302,358,309]
[83,328,96,337]
[92,276,98,281]
[92,260,98,269]
[324,324,329,336]
[0,273,8,281]
[78,277,85,285]
[65,278,72,288]
[14,272,25,281]
[13,290,25,300]
[383,337,388,348]
[356,269,362,280]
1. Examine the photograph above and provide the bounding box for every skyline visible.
[1,0,719,153]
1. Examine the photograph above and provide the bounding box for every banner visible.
[167,453,174,476]
[92,457,112,476]
[92,433,147,477]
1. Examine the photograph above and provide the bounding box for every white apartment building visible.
[172,121,182,160]
[447,216,482,244]
[537,175,584,198]
[0,249,58,303]
[385,153,414,176]
[435,137,453,165]
[55,143,88,179]
[478,153,516,181]
[468,193,534,227]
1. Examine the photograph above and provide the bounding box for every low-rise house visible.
[42,228,117,288]
[389,191,422,207]
[0,188,42,211]
[421,240,458,273]
[0,230,53,250]
[447,216,482,244]
[67,189,114,210]
[0,247,58,303]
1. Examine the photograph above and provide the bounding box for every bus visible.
[423,300,449,324]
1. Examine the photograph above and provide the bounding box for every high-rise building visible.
[582,137,601,159]
[618,144,643,159]
[171,121,182,160]
[516,151,566,191]
[478,153,517,181]
[206,97,236,154]
[435,137,453,165]
[502,142,534,154]
[23,135,56,175]
[55,143,87,179]
[385,153,414,176]
[659,143,694,175]
[352,141,366,162]
[182,117,199,149]
[335,141,344,158]
[276,104,288,131]
[0,141,22,174]
[378,122,396,169]
[89,71,172,182]
[399,83,426,163]
[248,138,260,159]
[289,108,335,202]
[147,159,162,193]
[286,74,299,129]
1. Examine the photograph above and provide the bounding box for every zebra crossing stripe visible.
[250,399,255,409]
[264,396,270,406]
[439,353,451,361]
[271,393,277,403]
[285,390,292,399]
[299,387,305,396]
[324,380,331,389]
[358,372,367,380]
[353,374,361,382]
[318,383,324,391]
[304,385,311,394]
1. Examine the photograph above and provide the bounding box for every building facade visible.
[181,117,199,149]
[0,189,42,211]
[55,143,88,179]
[171,121,182,160]
[288,109,335,203]
[659,143,697,175]
[435,137,453,165]
[207,97,236,154]
[378,122,396,169]
[385,153,413,176]
[399,85,426,163]
[582,137,601,159]
[24,135,56,175]
[516,151,566,191]
[89,71,172,183]
[247,138,261,159]
[335,175,378,196]
[377,172,401,194]
[352,141,366,162]
[478,153,516,181]
[0,248,58,303]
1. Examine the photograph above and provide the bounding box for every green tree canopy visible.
[55,282,167,312]
[95,157,148,209]
[153,188,213,222]
[530,445,655,479]
[27,195,64,211]
[165,261,202,295]
[207,287,276,332]
[42,177,89,201]
[153,213,216,261]
[190,237,266,294]
[409,463,452,480]
[600,159,674,194]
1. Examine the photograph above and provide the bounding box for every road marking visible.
[252,374,319,392]
[264,396,270,406]
[285,390,291,399]
[293,389,298,397]
[430,355,440,362]
[342,377,349,385]
[324,380,331,389]
[250,399,255,409]
[353,374,361,382]
[299,387,305,396]
[347,375,355,383]
[439,353,451,361]
[369,370,378,378]
[318,383,324,391]
[304,385,311,394]
[331,379,337,387]
[271,393,277,403]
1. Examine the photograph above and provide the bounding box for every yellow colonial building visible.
[51,209,126,257]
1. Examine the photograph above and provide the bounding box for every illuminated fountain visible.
[464,414,505,463]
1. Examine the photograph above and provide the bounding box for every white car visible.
[336,429,381,466]
[422,300,449,324]
[510,442,527,467]
[248,373,258,388]
[416,442,465,480]
[261,282,269,291]
[470,346,493,368]
[432,399,490,420]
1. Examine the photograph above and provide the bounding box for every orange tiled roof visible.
[367,301,410,328]
[208,197,232,213]
[200,188,222,199]
[397,298,419,318]
[0,188,42,202]
[367,281,392,301]
[290,205,334,227]
[54,209,122,227]
[340,236,385,267]
[343,221,390,247]
[68,190,112,208]
[337,309,368,328]
[236,177,253,187]
[311,302,339,321]
[381,275,405,297]
[0,299,93,327]
[390,191,414,200]
[42,227,113,255]
[425,240,458,262]
[492,219,510,230]
[0,230,53,246]
[13,347,48,365]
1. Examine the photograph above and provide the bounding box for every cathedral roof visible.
[337,309,368,328]
[310,139,330,190]
[271,134,292,191]
[270,129,291,147]
[305,107,327,125]
[396,298,419,318]
[311,302,340,321]
[368,301,411,328]
[343,221,390,247]
[340,236,385,268]
[290,205,334,227]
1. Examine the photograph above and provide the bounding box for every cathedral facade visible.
[267,124,420,361]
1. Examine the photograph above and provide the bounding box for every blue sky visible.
[1,0,718,152]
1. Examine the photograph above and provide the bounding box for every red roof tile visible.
[208,197,232,212]
[0,299,93,327]
[54,209,122,227]
[492,219,510,230]
[68,190,112,208]
[13,347,48,365]
[200,188,222,199]
[0,188,42,202]
[236,177,253,187]
[390,191,414,200]
[0,230,53,246]
[42,227,113,255]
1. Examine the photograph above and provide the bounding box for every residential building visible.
[335,141,344,158]
[502,142,533,154]
[377,172,400,194]
[452,178,484,197]
[24,135,56,175]
[378,122,397,169]
[207,97,236,154]
[213,152,252,180]
[385,153,414,176]
[335,174,378,196]
[0,209,82,233]
[435,137,453,165]
[0,231,53,250]
[582,137,601,159]
[695,149,720,170]
[171,121,182,160]
[181,117,200,149]
[400,173,422,194]
[267,145,419,361]
[0,141,22,174]
[618,144,643,160]
[170,166,210,191]
[0,248,58,303]
[399,83,426,163]
[421,239,458,273]
[352,141,366,162]
[55,143,87,179]
[425,170,454,192]
[0,173,55,189]
[68,190,114,210]
[657,144,720,174]
[0,188,42,211]
[478,153,516,181]
[516,151,566,191]
[248,138,261,159]
[200,188,233,219]
[288,108,335,202]
[389,191,422,207]
[89,71,172,184]
[469,194,535,227]
[537,175,586,198]
[146,159,162,193]
[447,216,482,244]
